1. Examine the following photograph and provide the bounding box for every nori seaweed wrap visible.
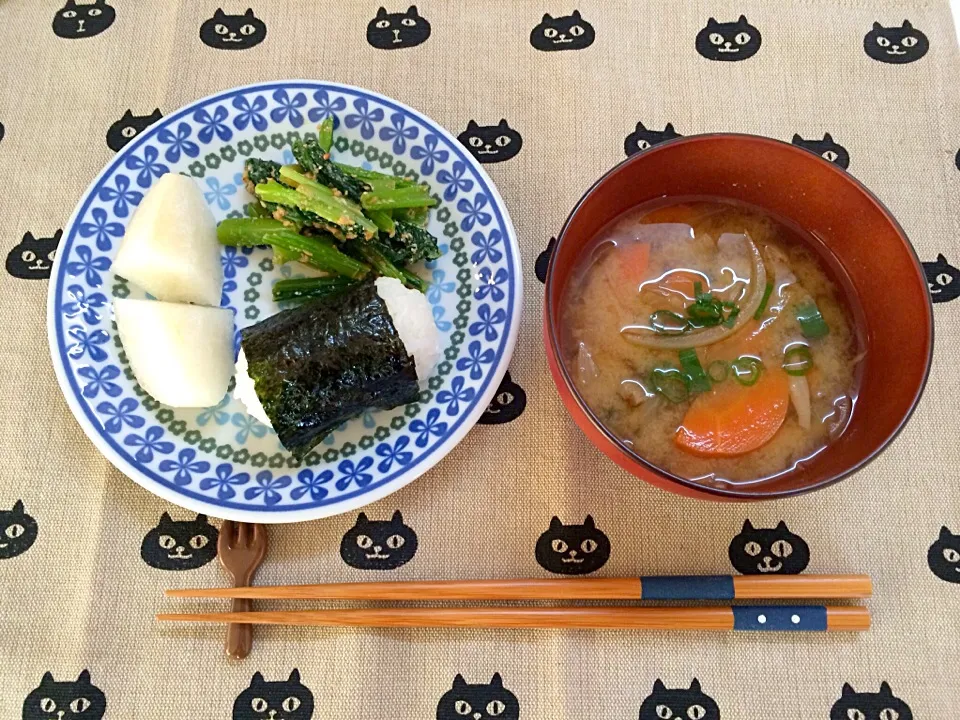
[240,280,420,459]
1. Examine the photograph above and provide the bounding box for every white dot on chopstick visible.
[757,614,766,624]
[791,614,800,624]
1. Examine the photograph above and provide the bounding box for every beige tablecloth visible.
[1,0,959,717]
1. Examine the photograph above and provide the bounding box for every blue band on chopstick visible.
[640,575,735,600]
[733,605,828,631]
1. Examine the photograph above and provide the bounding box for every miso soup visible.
[560,198,864,486]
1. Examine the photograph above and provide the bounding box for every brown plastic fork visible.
[218,520,267,659]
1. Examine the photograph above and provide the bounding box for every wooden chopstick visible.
[157,605,870,631]
[166,574,871,601]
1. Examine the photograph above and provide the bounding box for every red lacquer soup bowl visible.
[543,134,933,500]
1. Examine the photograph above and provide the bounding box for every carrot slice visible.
[674,368,790,457]
[618,242,650,287]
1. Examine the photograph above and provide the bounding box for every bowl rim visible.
[545,132,934,500]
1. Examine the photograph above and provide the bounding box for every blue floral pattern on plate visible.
[49,81,520,521]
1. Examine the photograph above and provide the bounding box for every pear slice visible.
[112,173,222,306]
[114,298,233,408]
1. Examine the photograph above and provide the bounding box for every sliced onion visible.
[824,395,853,439]
[714,233,751,302]
[621,235,768,349]
[788,375,811,430]
[577,342,599,385]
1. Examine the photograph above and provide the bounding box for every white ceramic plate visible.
[48,81,521,522]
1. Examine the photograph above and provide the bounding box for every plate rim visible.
[46,79,522,523]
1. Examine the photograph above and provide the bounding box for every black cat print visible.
[22,670,107,720]
[7,230,61,280]
[140,512,218,570]
[728,520,810,575]
[955,148,960,172]
[458,120,523,164]
[695,16,761,61]
[340,511,417,569]
[923,254,960,303]
[233,670,314,720]
[530,11,595,51]
[0,500,37,560]
[791,133,850,169]
[535,237,556,283]
[106,109,163,152]
[625,121,681,156]
[927,526,960,583]
[638,679,720,720]
[366,6,431,50]
[864,21,928,64]
[477,371,527,424]
[830,682,913,720]
[437,674,520,720]
[535,515,610,575]
[0,120,4,144]
[52,0,115,39]
[200,9,267,51]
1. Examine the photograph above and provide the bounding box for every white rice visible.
[234,348,272,427]
[234,278,439,425]
[375,276,440,384]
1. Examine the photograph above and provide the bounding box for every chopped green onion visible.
[782,345,814,376]
[722,303,740,329]
[753,282,774,320]
[687,298,722,324]
[317,116,334,153]
[679,349,711,393]
[650,310,688,335]
[707,360,729,383]
[650,368,690,404]
[650,284,742,337]
[796,301,830,339]
[731,356,763,386]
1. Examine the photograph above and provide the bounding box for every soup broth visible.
[560,198,863,486]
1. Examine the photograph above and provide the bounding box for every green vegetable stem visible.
[292,138,371,202]
[360,186,439,211]
[346,240,427,292]
[334,162,417,188]
[317,116,334,154]
[272,276,356,303]
[217,218,370,280]
[255,180,377,240]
